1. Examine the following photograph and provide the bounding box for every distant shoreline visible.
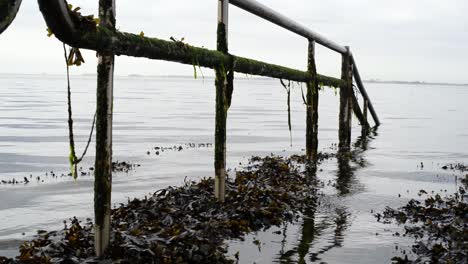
[1,73,467,87]
[363,80,468,87]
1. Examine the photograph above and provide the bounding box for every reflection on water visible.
[308,208,350,263]
[336,129,377,196]
[274,131,376,263]
[278,209,345,264]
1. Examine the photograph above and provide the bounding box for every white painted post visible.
[218,0,229,34]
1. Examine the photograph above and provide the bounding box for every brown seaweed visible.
[1,155,327,263]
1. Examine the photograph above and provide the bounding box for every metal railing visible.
[230,0,347,54]
[1,0,381,256]
[230,0,379,126]
[0,0,22,34]
[0,0,380,135]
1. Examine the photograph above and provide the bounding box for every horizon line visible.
[0,72,467,87]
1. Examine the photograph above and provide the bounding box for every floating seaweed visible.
[0,161,140,186]
[377,174,468,263]
[146,143,213,157]
[441,163,467,172]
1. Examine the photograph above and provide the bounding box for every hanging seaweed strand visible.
[63,43,96,179]
[63,44,78,178]
[76,114,96,162]
[280,79,292,147]
[300,83,313,107]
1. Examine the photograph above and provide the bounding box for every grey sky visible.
[0,0,467,82]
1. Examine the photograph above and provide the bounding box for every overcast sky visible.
[0,0,467,83]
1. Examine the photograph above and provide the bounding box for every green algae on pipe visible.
[0,0,22,34]
[214,17,230,202]
[338,47,353,150]
[94,0,116,257]
[37,0,343,88]
[350,92,370,130]
[306,40,319,163]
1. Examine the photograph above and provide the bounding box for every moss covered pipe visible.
[94,0,115,257]
[37,0,343,88]
[0,0,22,35]
[214,0,232,202]
[305,40,319,163]
[338,47,353,150]
[350,92,370,131]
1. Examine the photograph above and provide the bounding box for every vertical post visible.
[94,0,115,257]
[339,46,353,150]
[350,93,370,131]
[214,0,233,202]
[362,99,369,134]
[306,40,319,163]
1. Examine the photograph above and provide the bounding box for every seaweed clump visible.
[441,163,467,172]
[1,155,319,263]
[377,174,468,263]
[0,161,140,186]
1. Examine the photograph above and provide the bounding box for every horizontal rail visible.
[38,0,343,87]
[0,0,22,34]
[350,54,380,126]
[229,0,379,125]
[230,0,347,54]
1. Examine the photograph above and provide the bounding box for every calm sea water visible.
[0,74,466,263]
